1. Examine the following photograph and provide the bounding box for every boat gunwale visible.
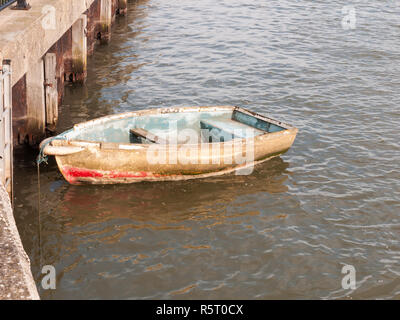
[50,106,298,150]
[51,128,297,152]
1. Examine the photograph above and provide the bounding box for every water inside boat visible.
[64,109,286,144]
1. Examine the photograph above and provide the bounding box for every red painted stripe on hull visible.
[61,166,160,184]
[65,167,104,178]
[109,171,149,178]
[61,166,103,184]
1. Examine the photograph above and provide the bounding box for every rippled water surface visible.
[14,0,400,299]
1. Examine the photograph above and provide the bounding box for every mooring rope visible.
[37,162,42,268]
[36,129,72,165]
[36,136,60,165]
[36,130,71,269]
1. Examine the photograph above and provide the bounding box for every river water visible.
[13,0,400,299]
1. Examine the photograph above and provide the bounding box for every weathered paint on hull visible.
[57,150,289,185]
[54,134,296,184]
[46,106,298,185]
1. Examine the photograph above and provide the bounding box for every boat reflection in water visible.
[57,156,291,227]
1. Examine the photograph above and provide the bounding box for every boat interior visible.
[65,109,286,144]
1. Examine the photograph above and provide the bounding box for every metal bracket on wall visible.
[10,0,31,10]
[0,60,13,198]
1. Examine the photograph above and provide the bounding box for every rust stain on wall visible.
[11,0,128,145]
[12,75,27,145]
[86,0,102,56]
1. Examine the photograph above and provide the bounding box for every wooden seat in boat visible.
[200,118,264,142]
[129,128,167,144]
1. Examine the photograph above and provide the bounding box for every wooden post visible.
[72,14,88,83]
[0,60,13,197]
[43,53,58,131]
[118,0,127,16]
[100,0,112,44]
[26,59,46,144]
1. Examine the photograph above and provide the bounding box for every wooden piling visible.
[71,14,88,83]
[118,0,127,16]
[44,53,58,131]
[25,59,46,144]
[100,0,112,44]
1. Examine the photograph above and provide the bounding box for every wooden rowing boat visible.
[40,106,298,184]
